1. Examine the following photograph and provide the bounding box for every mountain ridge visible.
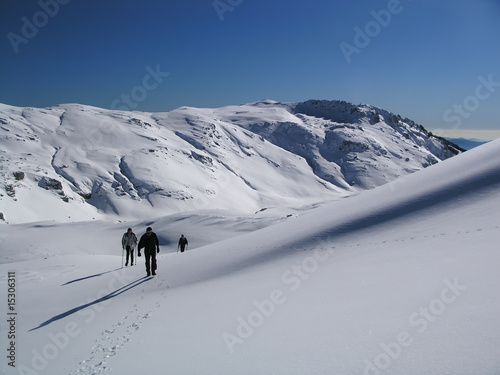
[0,99,462,224]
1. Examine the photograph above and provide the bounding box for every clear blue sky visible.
[1,0,499,137]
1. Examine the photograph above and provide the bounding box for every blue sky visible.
[1,0,499,138]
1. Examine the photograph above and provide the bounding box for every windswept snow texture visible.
[0,100,461,224]
[0,137,498,374]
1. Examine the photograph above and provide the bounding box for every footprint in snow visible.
[70,290,163,374]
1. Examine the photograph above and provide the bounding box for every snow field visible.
[0,138,498,374]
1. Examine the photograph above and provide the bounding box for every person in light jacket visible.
[122,228,138,266]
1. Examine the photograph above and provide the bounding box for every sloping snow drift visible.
[0,138,498,374]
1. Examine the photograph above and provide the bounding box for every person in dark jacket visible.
[122,228,138,266]
[178,234,188,253]
[138,227,160,276]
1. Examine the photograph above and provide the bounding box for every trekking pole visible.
[121,247,124,268]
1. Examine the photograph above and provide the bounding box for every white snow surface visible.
[0,99,460,224]
[0,129,498,375]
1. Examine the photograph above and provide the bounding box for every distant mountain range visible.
[444,137,489,150]
[0,99,462,224]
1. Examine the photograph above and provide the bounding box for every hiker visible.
[122,228,138,266]
[138,227,160,276]
[178,234,188,253]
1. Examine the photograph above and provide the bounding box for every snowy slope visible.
[0,138,498,375]
[0,100,461,224]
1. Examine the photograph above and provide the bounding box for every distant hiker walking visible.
[122,228,138,266]
[178,234,188,253]
[138,227,160,276]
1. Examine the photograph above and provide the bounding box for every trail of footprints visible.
[70,277,169,374]
[347,225,499,248]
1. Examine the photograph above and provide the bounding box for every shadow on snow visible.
[30,276,151,331]
[61,267,122,286]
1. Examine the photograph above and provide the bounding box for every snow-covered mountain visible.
[0,99,461,224]
[0,98,497,374]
